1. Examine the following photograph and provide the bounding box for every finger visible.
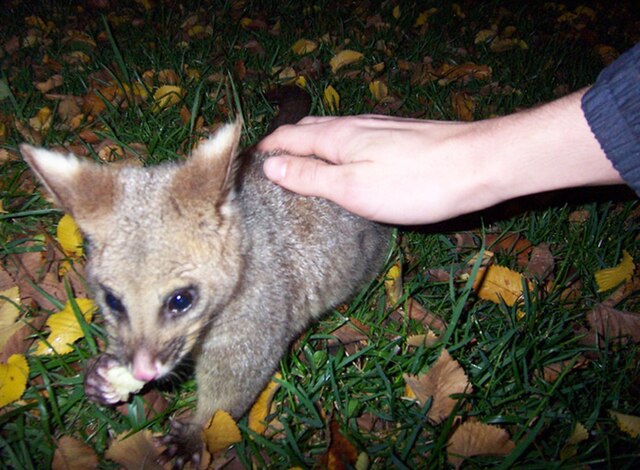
[258,119,346,163]
[263,155,343,200]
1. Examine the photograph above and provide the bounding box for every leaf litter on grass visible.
[1,0,640,468]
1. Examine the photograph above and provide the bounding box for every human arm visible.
[259,89,623,225]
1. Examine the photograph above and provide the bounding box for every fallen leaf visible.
[158,69,180,85]
[537,356,588,383]
[35,74,63,94]
[291,39,317,55]
[403,349,471,424]
[0,353,29,407]
[327,319,370,355]
[595,250,634,292]
[203,410,242,454]
[586,303,640,345]
[329,50,363,73]
[105,430,165,469]
[384,261,403,306]
[404,298,447,332]
[451,91,474,121]
[406,332,439,348]
[57,214,83,258]
[248,372,282,435]
[474,265,528,307]
[610,410,640,438]
[320,419,358,470]
[0,286,22,351]
[525,243,554,280]
[368,80,388,102]
[447,421,515,468]
[34,298,97,355]
[52,436,99,470]
[437,63,491,85]
[560,422,588,460]
[152,85,184,112]
[29,106,53,132]
[323,85,340,113]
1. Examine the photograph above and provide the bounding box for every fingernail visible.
[264,157,287,182]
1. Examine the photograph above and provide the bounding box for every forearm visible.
[467,89,623,204]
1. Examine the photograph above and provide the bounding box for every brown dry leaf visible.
[447,421,515,468]
[35,74,63,94]
[57,97,82,125]
[406,331,438,348]
[437,62,491,85]
[586,303,640,345]
[451,91,475,121]
[537,356,588,383]
[248,372,281,435]
[203,410,242,454]
[525,243,555,280]
[330,50,364,73]
[82,91,107,117]
[485,232,533,266]
[568,209,590,224]
[51,436,99,470]
[320,420,358,470]
[328,319,370,355]
[105,430,166,470]
[158,69,179,85]
[403,349,471,424]
[405,298,447,332]
[474,265,528,307]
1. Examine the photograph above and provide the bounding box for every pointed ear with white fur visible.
[20,144,116,231]
[170,119,243,205]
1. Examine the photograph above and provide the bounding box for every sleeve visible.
[582,43,640,196]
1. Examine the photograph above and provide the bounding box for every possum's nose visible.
[132,348,161,382]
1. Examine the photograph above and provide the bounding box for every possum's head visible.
[21,120,245,382]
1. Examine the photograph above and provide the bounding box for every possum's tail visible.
[265,85,312,134]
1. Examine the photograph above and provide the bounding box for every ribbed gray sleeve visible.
[582,43,640,196]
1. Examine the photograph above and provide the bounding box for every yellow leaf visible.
[323,85,340,113]
[474,28,498,44]
[295,76,307,88]
[595,250,635,292]
[29,106,53,132]
[474,265,527,307]
[452,3,466,18]
[560,422,588,459]
[291,39,317,55]
[0,354,29,407]
[239,17,253,28]
[369,80,388,102]
[34,298,97,355]
[248,372,282,435]
[329,50,363,73]
[447,421,515,468]
[414,8,437,27]
[392,5,401,19]
[152,85,184,112]
[610,410,640,438]
[0,286,22,350]
[203,410,242,454]
[384,261,403,306]
[57,214,83,258]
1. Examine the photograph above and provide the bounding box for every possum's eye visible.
[104,291,126,316]
[166,287,197,315]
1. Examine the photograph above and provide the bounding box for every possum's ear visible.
[171,118,243,205]
[20,144,116,234]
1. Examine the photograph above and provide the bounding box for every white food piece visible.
[105,365,146,401]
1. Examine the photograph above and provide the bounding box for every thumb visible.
[263,155,336,199]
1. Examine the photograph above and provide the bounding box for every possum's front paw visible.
[84,354,145,405]
[157,418,205,469]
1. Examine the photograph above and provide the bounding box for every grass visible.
[1,0,639,468]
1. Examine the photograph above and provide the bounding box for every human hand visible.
[259,115,500,225]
